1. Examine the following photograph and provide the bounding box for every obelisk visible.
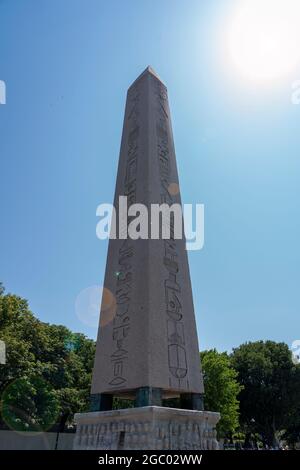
[74,67,220,450]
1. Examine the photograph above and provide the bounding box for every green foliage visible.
[1,283,300,447]
[0,285,95,431]
[282,362,300,447]
[231,340,300,447]
[283,419,300,448]
[201,349,242,437]
[2,376,60,432]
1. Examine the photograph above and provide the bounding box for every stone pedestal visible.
[73,406,220,450]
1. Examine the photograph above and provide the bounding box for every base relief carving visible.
[74,407,220,450]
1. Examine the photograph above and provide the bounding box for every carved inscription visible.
[153,79,188,389]
[109,86,140,388]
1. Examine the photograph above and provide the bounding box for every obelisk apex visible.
[129,65,165,88]
[91,66,204,410]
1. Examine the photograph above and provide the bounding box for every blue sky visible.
[0,0,299,352]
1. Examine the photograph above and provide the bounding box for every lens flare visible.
[168,182,180,196]
[1,377,60,435]
[228,0,300,81]
[75,285,116,328]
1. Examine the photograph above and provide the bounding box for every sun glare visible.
[228,0,300,81]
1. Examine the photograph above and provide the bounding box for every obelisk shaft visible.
[91,67,204,402]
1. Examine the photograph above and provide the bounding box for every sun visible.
[227,0,300,81]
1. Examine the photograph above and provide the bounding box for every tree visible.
[200,349,242,437]
[1,376,60,432]
[231,341,300,447]
[282,363,300,448]
[0,285,95,431]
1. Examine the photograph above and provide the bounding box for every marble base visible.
[73,406,220,450]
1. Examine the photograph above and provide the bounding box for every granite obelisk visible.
[91,66,203,407]
[74,67,220,450]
